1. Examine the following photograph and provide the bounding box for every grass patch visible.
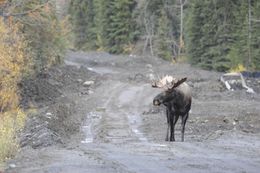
[0,109,26,163]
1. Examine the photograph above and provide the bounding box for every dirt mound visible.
[19,64,99,148]
[19,65,97,108]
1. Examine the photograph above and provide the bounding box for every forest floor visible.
[4,51,260,173]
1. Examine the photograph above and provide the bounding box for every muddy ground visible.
[4,51,260,173]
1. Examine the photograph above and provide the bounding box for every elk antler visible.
[171,77,187,89]
[152,75,187,91]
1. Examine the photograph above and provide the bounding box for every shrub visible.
[0,18,27,162]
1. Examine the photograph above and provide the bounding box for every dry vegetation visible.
[0,19,27,162]
[0,0,68,163]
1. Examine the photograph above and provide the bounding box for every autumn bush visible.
[0,0,69,163]
[0,19,27,162]
[11,0,69,73]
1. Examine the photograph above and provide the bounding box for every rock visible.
[223,117,229,123]
[146,64,153,69]
[9,164,16,168]
[233,118,239,125]
[189,119,195,123]
[246,88,254,94]
[77,79,83,83]
[83,81,95,87]
[233,118,239,122]
[215,130,224,136]
[88,90,94,94]
[148,68,154,73]
[80,91,89,95]
[44,113,52,120]
[202,120,208,123]
[148,73,155,81]
[129,54,137,58]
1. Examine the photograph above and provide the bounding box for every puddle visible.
[128,113,148,142]
[64,60,81,68]
[81,124,93,144]
[81,112,101,144]
[87,67,118,75]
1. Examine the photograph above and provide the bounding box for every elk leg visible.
[165,109,170,141]
[170,114,179,141]
[181,113,189,142]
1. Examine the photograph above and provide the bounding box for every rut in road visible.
[82,80,156,144]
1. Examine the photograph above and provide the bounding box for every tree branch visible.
[1,1,49,17]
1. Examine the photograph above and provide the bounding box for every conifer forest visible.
[69,0,260,71]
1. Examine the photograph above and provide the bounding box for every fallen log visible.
[220,72,255,93]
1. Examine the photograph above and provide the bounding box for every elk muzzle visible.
[153,98,161,106]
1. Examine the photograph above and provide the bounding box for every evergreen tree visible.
[93,0,114,49]
[186,0,257,72]
[69,0,96,49]
[142,0,179,59]
[227,0,248,69]
[104,0,137,53]
[156,9,173,60]
[210,0,238,71]
[250,0,260,70]
[71,0,137,54]
[186,0,260,71]
[186,0,208,66]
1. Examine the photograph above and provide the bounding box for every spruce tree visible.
[69,0,96,49]
[251,0,260,70]
[227,0,248,70]
[106,0,137,54]
[186,0,208,66]
[156,9,173,60]
[186,0,253,72]
[93,0,137,53]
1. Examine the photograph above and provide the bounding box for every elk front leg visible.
[165,109,170,141]
[170,114,179,141]
[181,113,189,142]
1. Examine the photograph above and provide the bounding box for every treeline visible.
[186,0,260,71]
[69,0,138,53]
[0,0,67,161]
[69,0,260,71]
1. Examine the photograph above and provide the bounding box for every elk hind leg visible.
[165,109,170,141]
[181,113,189,142]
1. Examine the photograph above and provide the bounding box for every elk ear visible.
[171,77,187,88]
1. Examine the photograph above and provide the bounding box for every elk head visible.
[152,75,187,106]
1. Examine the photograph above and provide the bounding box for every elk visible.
[152,75,192,142]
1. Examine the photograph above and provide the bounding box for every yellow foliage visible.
[0,18,29,112]
[0,18,28,162]
[0,0,6,5]
[16,2,68,70]
[0,110,26,162]
[230,64,246,73]
[123,44,134,54]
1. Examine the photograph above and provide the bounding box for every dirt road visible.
[5,51,260,173]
